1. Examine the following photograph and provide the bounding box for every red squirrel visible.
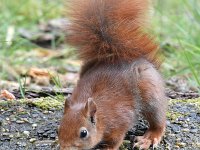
[58,0,167,149]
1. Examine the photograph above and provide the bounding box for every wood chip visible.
[0,90,16,100]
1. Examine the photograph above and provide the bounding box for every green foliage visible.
[18,77,26,99]
[0,0,65,80]
[0,0,64,53]
[0,0,64,27]
[0,96,64,110]
[154,0,200,88]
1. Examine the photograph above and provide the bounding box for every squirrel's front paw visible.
[133,130,162,150]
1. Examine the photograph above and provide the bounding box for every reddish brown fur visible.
[66,0,159,64]
[59,0,167,150]
[59,63,136,149]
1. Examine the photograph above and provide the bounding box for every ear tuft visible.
[64,97,71,114]
[85,98,97,118]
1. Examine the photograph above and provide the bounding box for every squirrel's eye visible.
[80,129,88,138]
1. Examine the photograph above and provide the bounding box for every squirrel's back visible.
[66,0,159,65]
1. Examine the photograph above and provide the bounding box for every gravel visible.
[0,104,61,150]
[0,94,199,150]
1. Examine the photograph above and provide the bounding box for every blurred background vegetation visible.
[0,0,200,91]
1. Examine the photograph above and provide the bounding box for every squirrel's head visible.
[58,98,100,150]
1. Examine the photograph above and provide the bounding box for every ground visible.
[0,86,199,150]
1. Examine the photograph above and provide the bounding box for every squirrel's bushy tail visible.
[66,0,159,64]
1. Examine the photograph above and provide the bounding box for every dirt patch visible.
[0,94,199,150]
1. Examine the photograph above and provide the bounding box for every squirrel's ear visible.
[84,98,97,119]
[64,97,71,114]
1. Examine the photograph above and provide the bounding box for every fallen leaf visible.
[34,48,58,57]
[0,90,16,100]
[28,68,51,77]
[28,68,52,86]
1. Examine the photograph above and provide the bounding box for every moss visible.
[169,98,200,109]
[0,96,64,110]
[119,140,131,150]
[167,111,183,121]
[32,97,64,110]
[167,98,200,121]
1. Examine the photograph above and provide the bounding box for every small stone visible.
[37,129,44,134]
[35,140,55,146]
[43,132,48,137]
[172,125,181,133]
[30,138,37,143]
[182,128,190,132]
[21,118,29,123]
[176,138,181,141]
[189,113,196,118]
[9,134,14,138]
[23,131,30,136]
[178,117,185,121]
[196,142,200,147]
[16,120,25,124]
[186,118,190,122]
[50,133,56,139]
[190,129,198,133]
[182,124,188,128]
[2,133,10,136]
[49,111,53,114]
[168,133,175,137]
[32,114,38,118]
[16,132,21,138]
[174,145,180,149]
[166,120,171,126]
[10,118,17,122]
[43,110,49,114]
[32,123,37,128]
[17,142,27,147]
[44,126,51,131]
[5,129,9,132]
[1,128,6,132]
[0,136,10,141]
[177,142,186,147]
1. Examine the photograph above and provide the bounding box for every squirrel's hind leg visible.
[132,61,167,149]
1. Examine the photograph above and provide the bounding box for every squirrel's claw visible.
[152,138,159,149]
[133,135,160,150]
